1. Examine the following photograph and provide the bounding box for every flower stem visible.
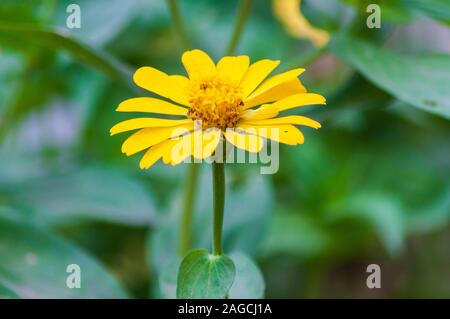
[212,161,225,256]
[179,162,199,256]
[166,0,189,51]
[226,0,253,55]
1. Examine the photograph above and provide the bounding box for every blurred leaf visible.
[262,210,331,259]
[0,1,46,24]
[0,51,67,135]
[406,188,450,234]
[329,192,406,256]
[0,215,128,298]
[8,166,157,227]
[0,51,23,110]
[176,249,235,299]
[385,0,450,25]
[157,257,180,299]
[343,0,450,25]
[331,35,450,119]
[0,282,19,298]
[54,0,141,47]
[402,0,450,25]
[228,251,265,299]
[0,23,132,83]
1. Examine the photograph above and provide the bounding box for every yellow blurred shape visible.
[273,0,330,47]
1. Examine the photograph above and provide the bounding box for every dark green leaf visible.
[0,22,132,83]
[54,0,141,46]
[0,215,128,298]
[331,35,450,119]
[262,210,331,259]
[8,166,157,227]
[176,249,235,299]
[328,193,405,256]
[406,188,450,234]
[0,282,19,298]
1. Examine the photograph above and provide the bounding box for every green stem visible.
[166,0,189,51]
[212,161,225,256]
[225,0,253,55]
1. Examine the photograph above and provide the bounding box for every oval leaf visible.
[331,35,450,119]
[10,166,157,227]
[176,249,235,299]
[228,252,265,299]
[0,215,128,298]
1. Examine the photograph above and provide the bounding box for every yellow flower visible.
[273,0,329,47]
[110,49,325,169]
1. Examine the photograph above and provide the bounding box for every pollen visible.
[187,76,244,130]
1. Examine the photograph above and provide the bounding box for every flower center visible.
[187,76,244,130]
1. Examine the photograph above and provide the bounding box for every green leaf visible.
[402,0,450,24]
[0,215,128,298]
[343,0,450,25]
[329,193,406,256]
[330,35,450,119]
[0,282,19,299]
[157,257,181,299]
[54,0,141,46]
[406,188,450,234]
[262,210,331,259]
[7,166,157,227]
[0,22,132,83]
[176,249,235,299]
[228,252,265,299]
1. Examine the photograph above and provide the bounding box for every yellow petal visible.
[273,0,329,47]
[240,59,280,97]
[121,123,194,156]
[194,129,222,159]
[182,49,216,79]
[238,124,304,145]
[241,115,321,129]
[267,93,326,111]
[216,56,250,83]
[117,97,188,116]
[246,67,304,99]
[133,67,190,105]
[170,74,191,89]
[244,77,306,109]
[139,139,178,169]
[168,132,195,165]
[225,129,264,153]
[110,118,192,135]
[240,106,279,121]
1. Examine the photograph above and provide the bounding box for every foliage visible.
[0,0,449,298]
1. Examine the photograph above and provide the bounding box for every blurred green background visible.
[0,0,449,298]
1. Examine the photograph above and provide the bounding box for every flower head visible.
[110,49,325,169]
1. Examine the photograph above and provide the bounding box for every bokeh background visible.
[0,0,449,298]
